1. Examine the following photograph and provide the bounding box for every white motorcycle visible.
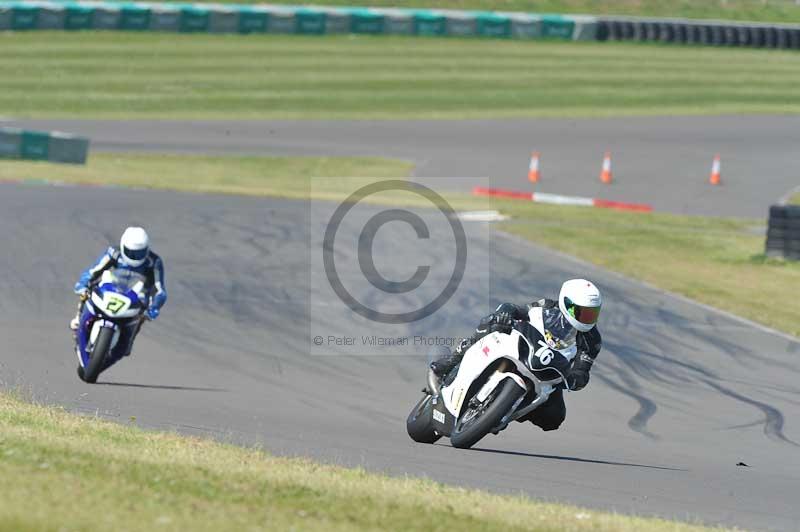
[407,307,576,449]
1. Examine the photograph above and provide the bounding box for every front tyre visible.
[406,395,441,444]
[82,327,113,384]
[450,378,525,449]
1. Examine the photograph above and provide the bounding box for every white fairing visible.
[90,290,139,318]
[89,320,120,351]
[442,331,530,417]
[442,307,578,419]
[92,270,146,318]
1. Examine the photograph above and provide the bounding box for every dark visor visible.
[565,297,601,325]
[123,246,148,261]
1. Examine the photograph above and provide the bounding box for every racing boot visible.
[428,338,470,386]
[70,294,88,332]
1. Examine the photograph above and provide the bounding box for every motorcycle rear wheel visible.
[82,327,112,384]
[406,394,441,444]
[450,378,525,449]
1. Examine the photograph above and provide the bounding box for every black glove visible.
[566,353,594,391]
[491,311,514,333]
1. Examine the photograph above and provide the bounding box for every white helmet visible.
[558,279,602,332]
[120,227,150,267]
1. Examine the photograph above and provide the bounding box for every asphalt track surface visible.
[5,115,800,217]
[2,182,800,531]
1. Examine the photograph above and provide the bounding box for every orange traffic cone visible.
[528,151,541,183]
[709,154,721,185]
[600,151,613,184]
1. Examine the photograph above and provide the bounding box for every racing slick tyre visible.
[82,327,112,384]
[406,394,442,444]
[450,378,526,449]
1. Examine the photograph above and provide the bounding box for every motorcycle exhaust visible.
[426,368,442,396]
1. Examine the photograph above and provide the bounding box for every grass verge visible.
[0,391,726,531]
[3,153,799,337]
[3,33,800,119]
[192,0,800,24]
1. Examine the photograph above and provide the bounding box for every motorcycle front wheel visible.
[450,378,525,449]
[81,327,113,384]
[406,394,441,444]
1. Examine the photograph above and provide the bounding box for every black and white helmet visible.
[558,279,602,332]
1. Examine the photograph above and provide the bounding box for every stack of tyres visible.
[476,12,511,38]
[658,21,675,43]
[766,205,800,260]
[775,27,790,48]
[294,8,326,34]
[119,4,150,30]
[672,22,688,43]
[645,21,660,41]
[237,6,268,34]
[506,12,541,39]
[750,26,766,47]
[92,3,121,30]
[320,8,350,33]
[269,7,296,33]
[571,15,598,41]
[377,8,413,35]
[443,10,477,37]
[790,28,800,49]
[149,4,179,32]
[735,25,750,47]
[710,24,725,45]
[620,20,635,40]
[207,6,238,33]
[595,19,609,41]
[64,4,93,30]
[37,2,64,29]
[179,5,209,33]
[0,3,9,30]
[540,14,573,39]
[765,26,779,47]
[413,10,446,36]
[721,24,737,46]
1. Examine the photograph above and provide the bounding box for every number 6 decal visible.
[535,341,554,365]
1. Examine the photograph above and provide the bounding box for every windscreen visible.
[102,269,147,296]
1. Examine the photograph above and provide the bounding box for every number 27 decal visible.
[106,297,125,313]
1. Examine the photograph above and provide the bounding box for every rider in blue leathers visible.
[70,227,167,358]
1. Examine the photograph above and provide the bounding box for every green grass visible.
[3,32,800,119]
[498,205,800,337]
[191,0,800,24]
[790,192,800,205]
[3,153,800,337]
[0,153,414,200]
[0,392,729,532]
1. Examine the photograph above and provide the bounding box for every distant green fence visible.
[0,127,89,164]
[0,1,598,41]
[2,1,799,49]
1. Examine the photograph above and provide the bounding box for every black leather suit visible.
[430,299,602,431]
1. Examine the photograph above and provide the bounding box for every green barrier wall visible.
[0,128,89,164]
[0,1,594,40]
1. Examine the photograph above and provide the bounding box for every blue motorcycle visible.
[74,270,149,383]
